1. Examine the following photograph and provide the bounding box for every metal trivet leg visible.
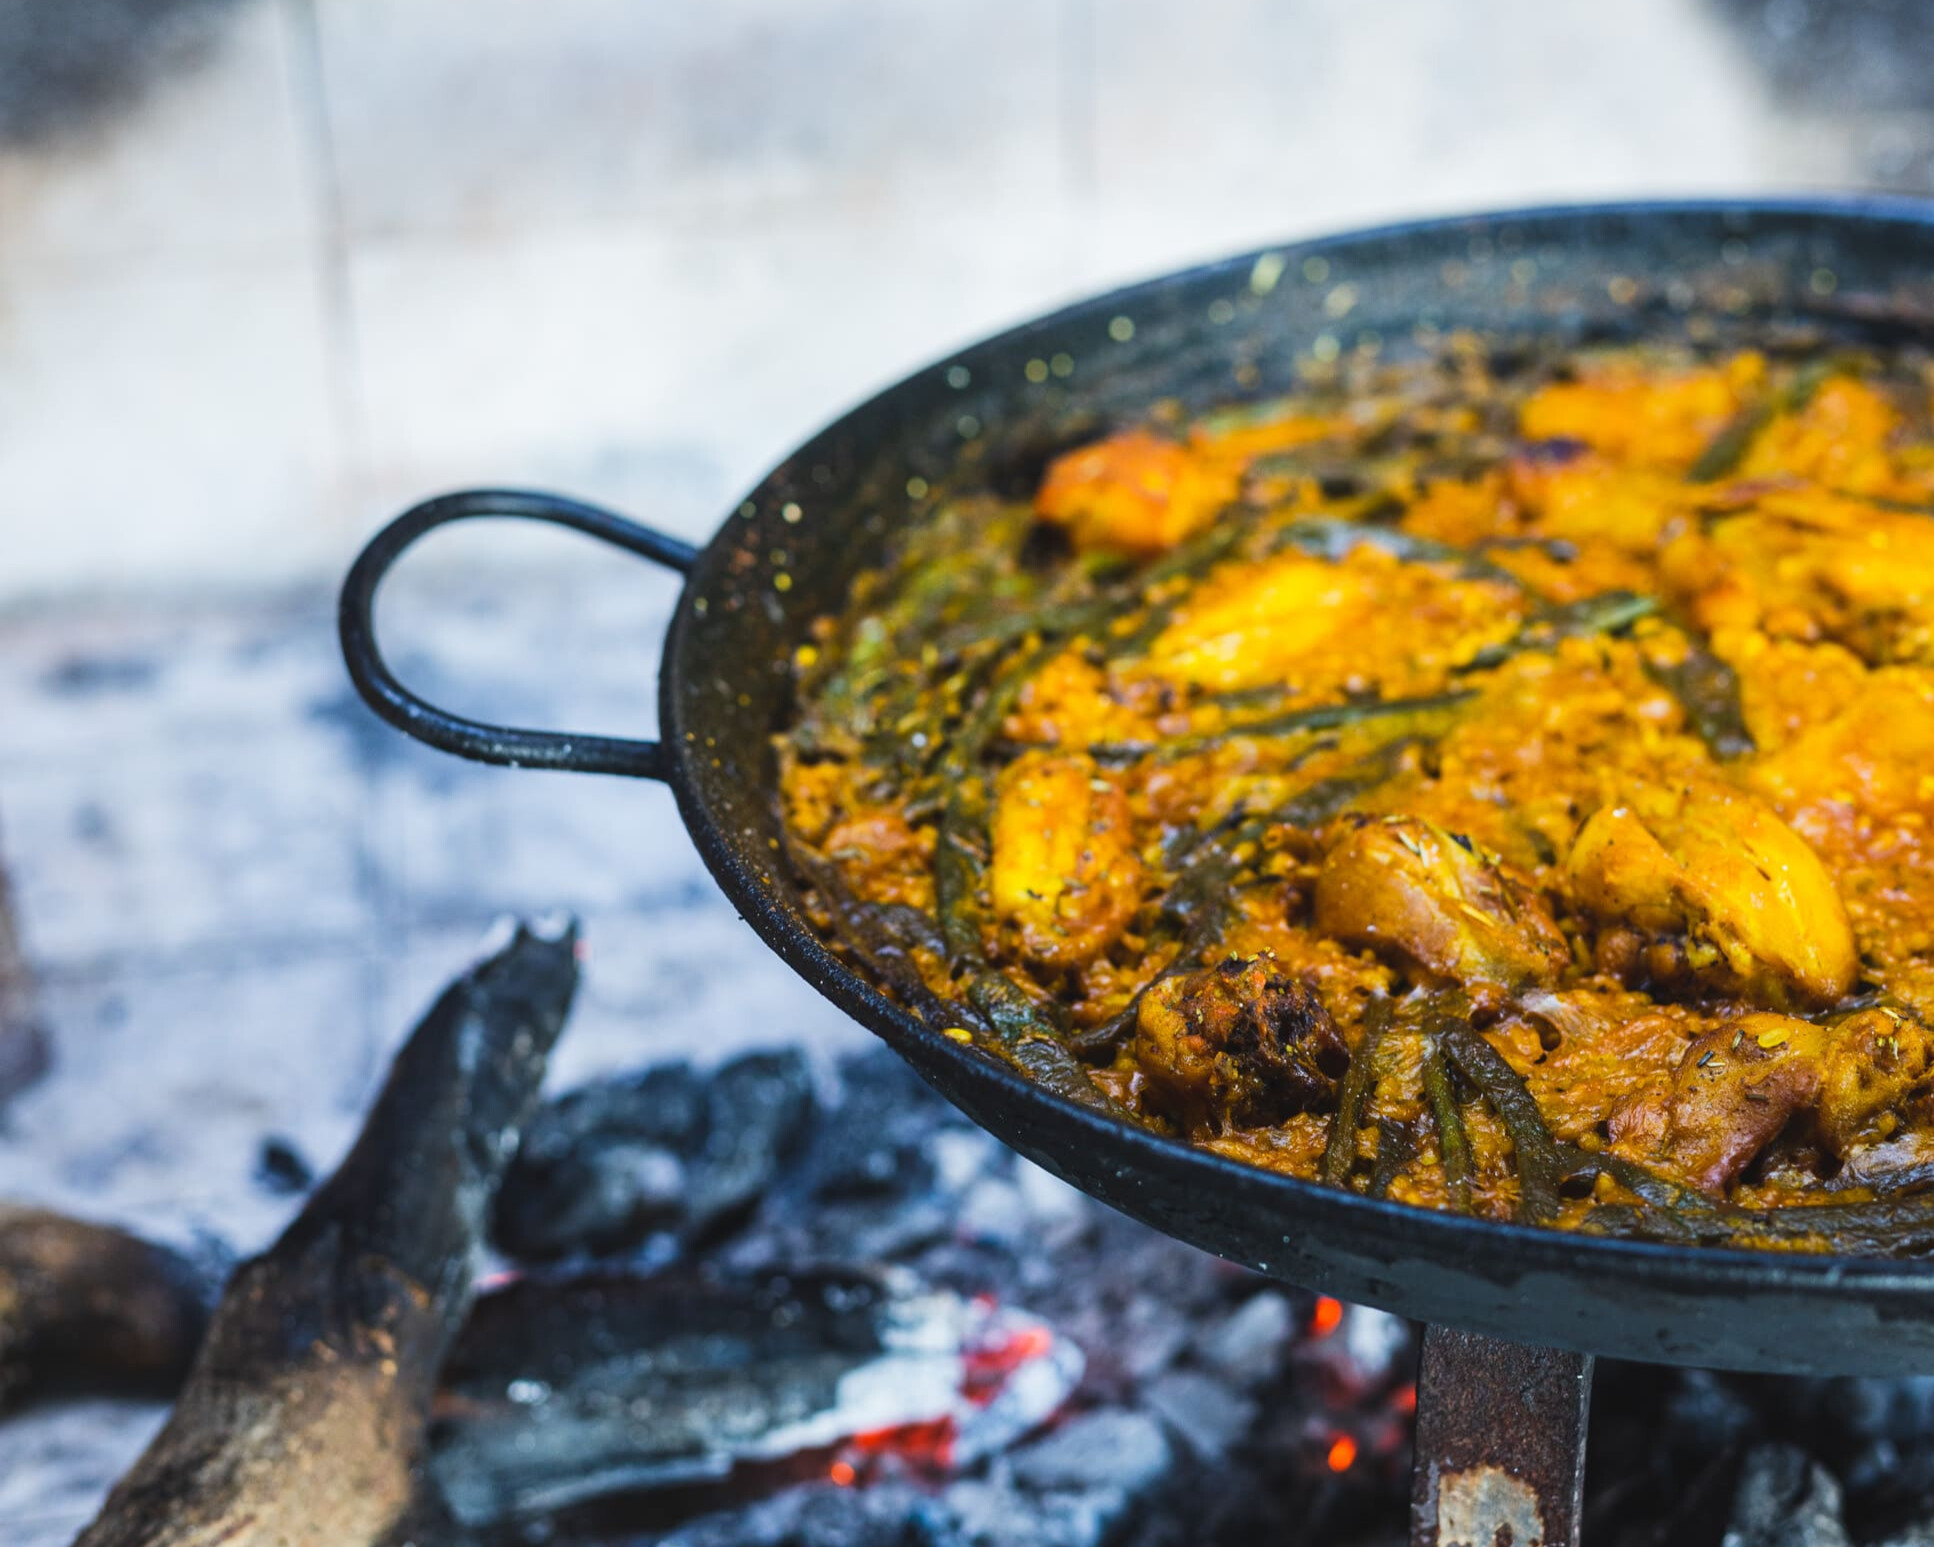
[1410,1324,1595,1547]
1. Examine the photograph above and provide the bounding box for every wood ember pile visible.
[23,923,1934,1545]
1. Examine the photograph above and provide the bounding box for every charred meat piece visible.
[0,1207,211,1412]
[73,921,578,1547]
[1608,1008,1934,1194]
[1567,783,1857,1011]
[1313,815,1570,1008]
[1130,954,1347,1133]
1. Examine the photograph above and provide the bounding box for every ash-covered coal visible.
[494,1051,815,1261]
[430,1267,1083,1530]
[1580,1362,1934,1547]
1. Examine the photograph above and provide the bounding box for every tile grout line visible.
[280,0,369,497]
[279,0,393,1084]
[1059,0,1098,206]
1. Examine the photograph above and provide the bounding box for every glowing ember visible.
[1310,1296,1345,1337]
[826,1302,1084,1485]
[963,1322,1056,1404]
[848,1418,958,1474]
[1325,1434,1359,1473]
[828,1461,857,1487]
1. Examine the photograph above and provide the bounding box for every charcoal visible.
[253,1135,314,1196]
[794,1050,952,1204]
[1336,1306,1410,1383]
[1196,1292,1295,1385]
[430,1268,1034,1529]
[1009,1410,1173,1495]
[495,1051,813,1261]
[1141,1369,1256,1463]
[721,1050,970,1271]
[1724,1445,1852,1547]
[652,1482,933,1547]
[684,1052,820,1238]
[944,1477,1131,1547]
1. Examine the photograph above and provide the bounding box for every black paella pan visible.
[341,199,1934,1379]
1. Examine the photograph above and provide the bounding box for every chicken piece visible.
[1506,995,1704,1145]
[1608,1008,1934,1193]
[1609,1014,1825,1193]
[1504,452,1693,555]
[1141,548,1521,695]
[990,751,1144,967]
[1722,631,1870,755]
[1001,650,1156,750]
[1518,354,1763,470]
[1143,551,1371,691]
[821,808,934,910]
[1400,469,1514,549]
[1737,375,1904,497]
[1661,487,1934,663]
[1817,1006,1934,1152]
[1567,783,1857,1011]
[1749,666,1934,825]
[1312,815,1571,1007]
[1130,954,1347,1133]
[1035,430,1241,556]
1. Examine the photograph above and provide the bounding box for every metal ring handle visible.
[338,488,698,780]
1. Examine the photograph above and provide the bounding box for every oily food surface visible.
[778,332,1934,1253]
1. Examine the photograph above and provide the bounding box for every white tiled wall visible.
[0,0,1868,603]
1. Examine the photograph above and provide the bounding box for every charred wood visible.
[0,1207,211,1412]
[71,920,578,1547]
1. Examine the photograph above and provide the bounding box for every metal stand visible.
[1410,1325,1595,1547]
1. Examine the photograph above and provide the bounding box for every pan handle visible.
[338,488,698,781]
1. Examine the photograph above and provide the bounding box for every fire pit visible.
[13,918,1934,1544]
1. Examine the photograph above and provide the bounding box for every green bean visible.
[1089,690,1474,764]
[1437,1019,1564,1223]
[1368,1119,1419,1200]
[1422,1041,1474,1214]
[1457,590,1659,674]
[1646,642,1755,759]
[1000,1032,1140,1122]
[1688,357,1842,483]
[781,831,977,1031]
[1276,517,1526,591]
[1323,998,1393,1189]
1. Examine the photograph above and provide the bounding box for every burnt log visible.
[71,920,579,1547]
[0,1207,211,1411]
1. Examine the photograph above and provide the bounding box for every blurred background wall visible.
[0,0,1928,603]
